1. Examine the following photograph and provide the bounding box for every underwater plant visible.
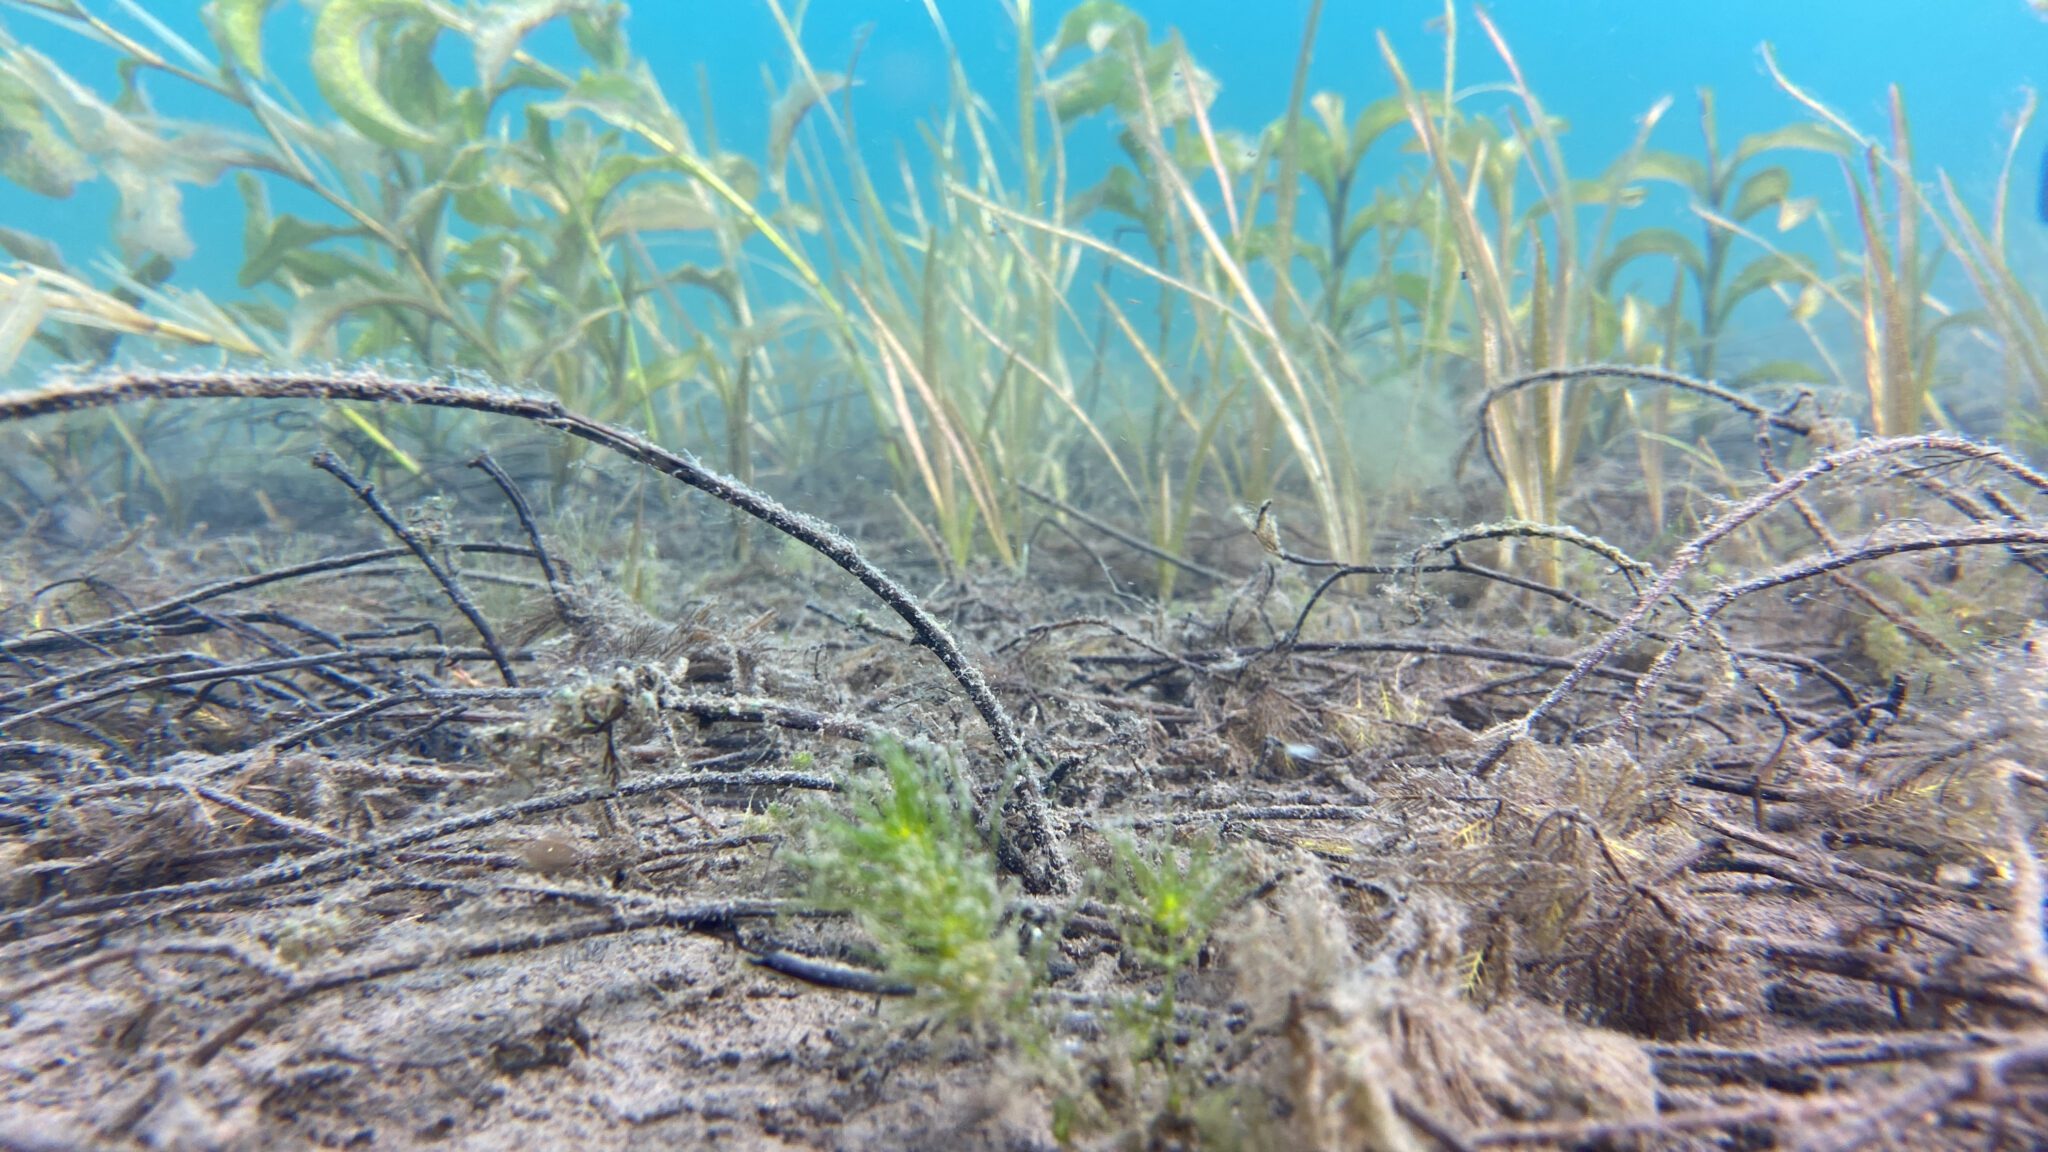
[796,738,1034,1025]
[9,7,2048,1148]
[0,0,2039,581]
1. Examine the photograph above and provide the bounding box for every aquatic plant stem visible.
[311,450,519,687]
[0,368,1072,892]
[468,451,578,625]
[1474,431,2048,775]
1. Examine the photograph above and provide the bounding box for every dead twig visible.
[0,751,829,925]
[313,450,518,687]
[1476,433,2048,774]
[1020,481,1234,585]
[468,451,578,625]
[0,369,1071,893]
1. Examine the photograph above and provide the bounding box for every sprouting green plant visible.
[1378,4,1625,576]
[1047,830,1247,1141]
[1940,91,2048,454]
[1760,55,1976,439]
[1290,93,1416,337]
[1598,88,1844,386]
[796,740,1031,1027]
[1097,830,1243,980]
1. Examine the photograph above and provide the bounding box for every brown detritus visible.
[6,365,2048,1147]
[0,368,1073,895]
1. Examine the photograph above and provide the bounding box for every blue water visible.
[3,1,2044,344]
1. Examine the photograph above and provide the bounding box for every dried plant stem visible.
[0,938,294,1004]
[1627,523,2048,724]
[1019,482,1232,585]
[312,450,518,686]
[659,690,898,744]
[0,752,827,926]
[1474,363,1815,446]
[0,368,1071,893]
[1477,433,2048,773]
[1999,761,2048,994]
[0,543,548,659]
[468,450,577,624]
[1,645,510,731]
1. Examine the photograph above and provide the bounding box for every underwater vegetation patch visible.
[4,1,2048,1148]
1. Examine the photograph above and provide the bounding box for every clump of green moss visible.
[796,740,1033,1027]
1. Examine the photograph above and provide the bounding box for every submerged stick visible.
[1019,482,1232,585]
[1475,432,2048,774]
[312,450,518,687]
[468,450,579,624]
[0,543,548,659]
[3,754,829,924]
[0,368,1070,892]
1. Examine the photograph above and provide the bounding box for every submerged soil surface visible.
[5,427,2048,1151]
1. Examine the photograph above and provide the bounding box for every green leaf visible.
[1067,165,1160,249]
[287,283,423,357]
[491,61,568,103]
[1043,0,1148,61]
[1596,227,1705,293]
[584,151,672,206]
[661,262,741,311]
[472,0,583,91]
[1293,100,1343,201]
[0,68,94,197]
[1345,269,1431,321]
[1338,197,1407,256]
[1565,175,1646,209]
[0,225,66,270]
[106,160,193,259]
[533,65,687,155]
[1713,252,1813,328]
[1727,122,1851,169]
[522,105,559,164]
[208,0,277,80]
[1348,96,1411,165]
[1621,150,1709,198]
[1042,53,1129,122]
[767,71,849,194]
[705,152,760,210]
[596,181,719,238]
[447,231,540,290]
[1309,90,1346,143]
[235,170,271,254]
[274,248,371,288]
[447,151,524,227]
[640,350,704,393]
[569,4,628,71]
[1039,16,1211,126]
[310,0,444,150]
[383,18,460,136]
[1732,165,1792,223]
[241,214,364,287]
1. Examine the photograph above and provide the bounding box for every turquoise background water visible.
[4,1,2045,316]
